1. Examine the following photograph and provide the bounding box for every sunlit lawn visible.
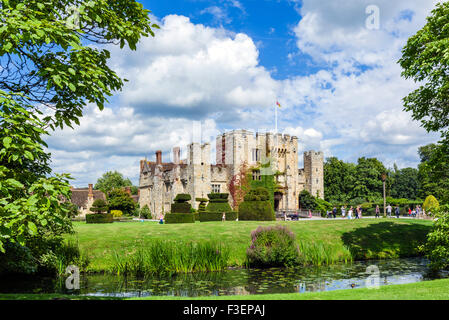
[66,218,432,272]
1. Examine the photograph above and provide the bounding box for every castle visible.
[139,130,324,216]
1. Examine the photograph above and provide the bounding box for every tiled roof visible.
[71,189,106,208]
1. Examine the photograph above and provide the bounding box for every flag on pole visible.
[276,101,282,108]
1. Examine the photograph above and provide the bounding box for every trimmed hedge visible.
[164,213,195,224]
[86,213,113,224]
[174,194,191,203]
[206,193,232,212]
[171,202,191,213]
[239,201,275,221]
[199,211,238,222]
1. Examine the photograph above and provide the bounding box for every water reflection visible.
[0,257,447,298]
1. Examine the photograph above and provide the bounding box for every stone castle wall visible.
[139,130,324,216]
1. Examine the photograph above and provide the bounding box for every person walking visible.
[386,204,392,218]
[408,207,412,218]
[395,206,400,219]
[348,207,353,220]
[341,206,346,218]
[375,205,380,218]
[355,206,359,219]
[332,207,337,219]
[359,207,363,219]
[222,212,226,222]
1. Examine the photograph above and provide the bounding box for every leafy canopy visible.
[399,2,449,145]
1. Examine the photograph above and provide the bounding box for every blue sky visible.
[46,0,443,187]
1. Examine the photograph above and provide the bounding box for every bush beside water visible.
[246,225,300,267]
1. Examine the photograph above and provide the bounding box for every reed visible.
[297,240,353,266]
[111,240,230,276]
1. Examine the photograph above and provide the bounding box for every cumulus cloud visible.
[46,3,443,187]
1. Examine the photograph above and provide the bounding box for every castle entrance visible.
[274,192,283,212]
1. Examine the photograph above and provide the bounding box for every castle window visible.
[316,179,319,184]
[252,170,261,181]
[212,184,221,193]
[252,149,261,162]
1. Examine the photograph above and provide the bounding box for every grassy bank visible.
[2,278,449,300]
[66,219,432,272]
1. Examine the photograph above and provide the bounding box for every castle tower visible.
[303,151,324,199]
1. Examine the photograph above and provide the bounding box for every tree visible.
[299,190,316,211]
[90,198,108,214]
[350,157,386,201]
[399,2,449,146]
[228,162,250,210]
[107,188,136,215]
[95,171,135,194]
[1,0,156,264]
[417,143,449,204]
[323,157,356,203]
[390,167,420,200]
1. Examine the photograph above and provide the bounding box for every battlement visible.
[304,150,324,158]
[218,130,298,142]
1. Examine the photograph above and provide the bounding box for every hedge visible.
[164,213,195,224]
[199,211,238,222]
[86,213,113,224]
[174,193,192,203]
[171,202,191,213]
[206,193,232,212]
[239,201,275,221]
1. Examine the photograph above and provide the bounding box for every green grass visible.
[2,278,449,300]
[66,219,432,273]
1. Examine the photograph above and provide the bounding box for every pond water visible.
[1,257,447,298]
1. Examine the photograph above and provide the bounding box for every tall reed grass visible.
[297,240,353,266]
[111,240,230,276]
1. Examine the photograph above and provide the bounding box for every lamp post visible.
[382,173,387,217]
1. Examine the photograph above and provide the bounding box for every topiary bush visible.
[239,187,275,221]
[199,211,238,222]
[164,213,195,224]
[196,198,208,213]
[90,198,108,214]
[206,193,232,212]
[174,194,191,203]
[246,225,301,267]
[86,213,113,224]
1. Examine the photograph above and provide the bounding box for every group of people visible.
[385,204,424,219]
[339,206,363,219]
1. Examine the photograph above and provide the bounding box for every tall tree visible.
[390,167,420,200]
[323,157,356,203]
[399,2,449,146]
[0,1,156,257]
[95,170,134,194]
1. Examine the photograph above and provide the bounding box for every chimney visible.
[173,147,180,164]
[125,186,131,195]
[156,150,162,165]
[88,184,93,199]
[140,159,145,171]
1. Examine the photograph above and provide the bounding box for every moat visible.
[1,257,447,298]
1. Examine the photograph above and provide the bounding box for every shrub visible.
[164,213,195,224]
[206,193,232,212]
[423,195,439,214]
[171,202,191,213]
[140,205,151,219]
[86,213,113,224]
[421,204,449,271]
[196,198,208,212]
[90,198,108,214]
[111,210,123,218]
[299,190,316,210]
[315,198,332,215]
[107,189,136,215]
[246,225,300,267]
[174,194,191,203]
[199,211,238,222]
[0,241,38,275]
[239,201,275,221]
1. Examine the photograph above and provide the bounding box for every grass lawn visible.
[66,218,432,272]
[1,278,448,300]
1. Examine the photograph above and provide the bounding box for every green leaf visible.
[28,221,38,235]
[3,137,12,149]
[24,150,34,160]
